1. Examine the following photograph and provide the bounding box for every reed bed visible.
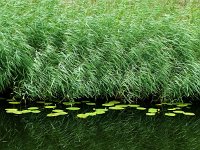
[0,0,200,102]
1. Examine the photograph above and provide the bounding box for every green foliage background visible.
[0,0,200,101]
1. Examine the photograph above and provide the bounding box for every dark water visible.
[0,100,200,150]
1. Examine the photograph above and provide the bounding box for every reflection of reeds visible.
[0,0,200,101]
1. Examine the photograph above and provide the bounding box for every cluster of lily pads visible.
[5,100,195,118]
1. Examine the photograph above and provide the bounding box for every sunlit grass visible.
[0,0,199,102]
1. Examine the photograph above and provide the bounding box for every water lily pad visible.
[47,113,59,117]
[136,107,146,110]
[115,104,129,107]
[176,104,189,107]
[146,113,156,116]
[66,107,80,111]
[52,109,64,113]
[56,112,68,115]
[148,108,157,113]
[183,112,195,116]
[86,103,96,106]
[31,110,41,113]
[128,104,140,107]
[95,111,106,114]
[13,111,23,115]
[93,108,108,111]
[5,108,18,111]
[109,106,124,110]
[109,101,121,104]
[173,110,184,114]
[22,110,31,114]
[165,113,176,116]
[77,114,88,118]
[45,106,56,109]
[168,108,177,111]
[9,101,20,105]
[28,107,39,110]
[102,103,115,107]
[85,112,97,116]
[6,110,19,114]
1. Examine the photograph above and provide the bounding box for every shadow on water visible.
[0,100,200,150]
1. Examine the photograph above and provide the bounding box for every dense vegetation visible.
[0,0,200,101]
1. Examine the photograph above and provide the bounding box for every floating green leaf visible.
[176,104,189,107]
[146,113,156,116]
[77,114,88,118]
[168,108,176,111]
[9,101,20,105]
[56,112,68,115]
[66,107,80,111]
[109,101,121,104]
[148,108,157,113]
[115,104,129,108]
[183,112,195,116]
[45,106,56,109]
[52,109,64,113]
[47,113,59,117]
[136,107,146,110]
[13,111,23,115]
[31,110,41,113]
[109,106,124,110]
[22,110,31,114]
[5,108,18,111]
[95,111,106,114]
[93,108,108,112]
[28,107,39,110]
[173,110,184,114]
[85,112,97,116]
[165,113,176,116]
[102,103,115,107]
[86,103,96,106]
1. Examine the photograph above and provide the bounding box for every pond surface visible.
[0,99,200,150]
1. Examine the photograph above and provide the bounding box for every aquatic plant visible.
[0,0,199,103]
